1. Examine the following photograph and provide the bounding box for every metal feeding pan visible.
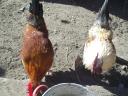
[42,83,95,96]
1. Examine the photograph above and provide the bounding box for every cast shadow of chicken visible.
[45,56,128,95]
[0,67,6,77]
[43,0,128,20]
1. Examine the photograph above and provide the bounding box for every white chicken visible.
[83,0,116,75]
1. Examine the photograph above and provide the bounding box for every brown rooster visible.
[83,0,116,75]
[20,0,54,96]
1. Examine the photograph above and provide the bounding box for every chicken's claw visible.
[46,70,53,76]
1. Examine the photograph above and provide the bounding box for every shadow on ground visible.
[43,0,128,20]
[0,67,6,77]
[45,56,128,96]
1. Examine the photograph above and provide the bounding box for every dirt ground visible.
[0,0,128,96]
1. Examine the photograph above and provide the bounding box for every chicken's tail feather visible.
[29,0,43,16]
[95,0,110,28]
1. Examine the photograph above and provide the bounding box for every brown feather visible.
[21,21,54,88]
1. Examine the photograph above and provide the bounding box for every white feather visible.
[83,25,116,73]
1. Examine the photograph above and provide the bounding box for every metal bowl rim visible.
[42,83,95,96]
